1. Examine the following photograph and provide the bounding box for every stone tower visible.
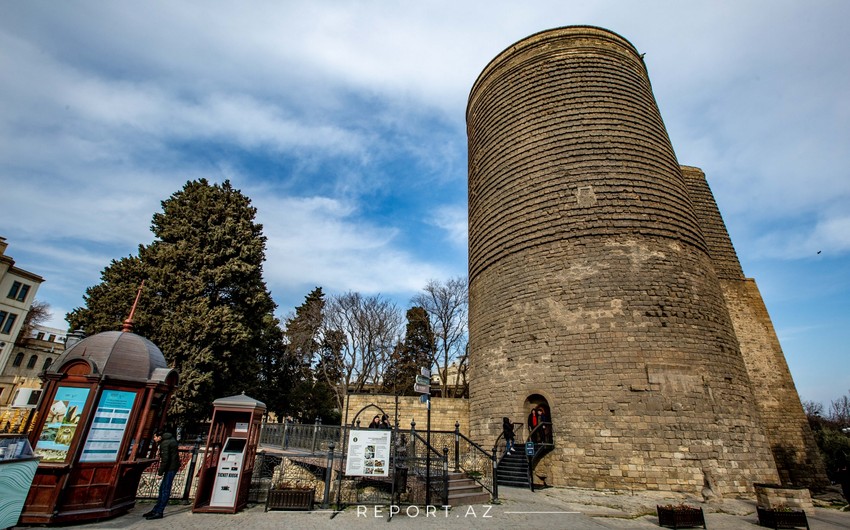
[467,26,823,495]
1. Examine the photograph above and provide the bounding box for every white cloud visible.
[252,192,447,297]
[429,205,468,248]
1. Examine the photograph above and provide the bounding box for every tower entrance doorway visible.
[524,394,551,444]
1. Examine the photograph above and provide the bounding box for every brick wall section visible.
[680,166,745,281]
[345,394,469,433]
[683,164,826,487]
[467,26,779,495]
[721,279,828,487]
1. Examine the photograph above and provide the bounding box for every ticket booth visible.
[20,328,178,525]
[192,393,265,514]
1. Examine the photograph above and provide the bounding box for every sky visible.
[1,1,847,406]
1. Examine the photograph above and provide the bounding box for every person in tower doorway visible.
[379,414,392,429]
[144,429,180,520]
[368,415,382,429]
[537,406,552,443]
[502,417,516,454]
[528,406,540,443]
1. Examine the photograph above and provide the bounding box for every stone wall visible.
[683,165,827,487]
[721,279,828,487]
[467,26,780,495]
[345,393,468,433]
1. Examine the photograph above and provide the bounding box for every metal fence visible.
[137,420,497,509]
[136,439,203,501]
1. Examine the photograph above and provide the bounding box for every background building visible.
[0,236,44,410]
[0,324,66,431]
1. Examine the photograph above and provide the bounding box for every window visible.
[7,281,30,301]
[48,334,56,342]
[26,355,38,369]
[1,312,17,334]
[36,332,45,340]
[12,352,24,367]
[42,357,53,371]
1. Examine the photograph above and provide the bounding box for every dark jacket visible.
[158,433,180,475]
[502,418,515,442]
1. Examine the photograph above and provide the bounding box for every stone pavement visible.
[23,486,850,529]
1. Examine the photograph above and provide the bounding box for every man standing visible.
[144,430,180,520]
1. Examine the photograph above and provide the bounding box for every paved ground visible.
[20,486,850,529]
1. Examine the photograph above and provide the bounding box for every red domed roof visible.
[52,330,172,383]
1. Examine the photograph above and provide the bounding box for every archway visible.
[523,394,552,443]
[350,403,389,428]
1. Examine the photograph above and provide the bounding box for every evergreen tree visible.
[383,306,434,395]
[68,179,278,428]
[67,255,146,332]
[283,288,340,423]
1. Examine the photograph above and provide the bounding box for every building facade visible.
[0,236,44,403]
[467,26,826,495]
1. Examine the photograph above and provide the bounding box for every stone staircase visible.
[446,472,491,505]
[416,471,491,505]
[495,450,530,488]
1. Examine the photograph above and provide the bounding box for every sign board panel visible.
[420,367,431,378]
[415,375,430,386]
[34,386,90,463]
[419,394,429,404]
[413,383,430,394]
[80,389,137,462]
[525,441,535,456]
[345,429,391,477]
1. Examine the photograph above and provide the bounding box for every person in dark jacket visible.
[144,430,180,519]
[502,417,516,454]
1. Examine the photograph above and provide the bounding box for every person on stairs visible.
[502,417,516,454]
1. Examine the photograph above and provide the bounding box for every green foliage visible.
[812,425,850,481]
[805,392,850,482]
[383,306,434,395]
[280,288,340,424]
[68,179,278,428]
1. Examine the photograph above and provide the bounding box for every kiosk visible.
[209,437,248,507]
[20,324,178,525]
[192,393,265,514]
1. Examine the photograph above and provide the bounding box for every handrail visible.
[409,428,449,507]
[493,421,525,457]
[454,424,498,502]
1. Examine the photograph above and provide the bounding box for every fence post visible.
[311,416,321,453]
[322,442,335,509]
[454,421,460,473]
[442,447,449,508]
[491,446,499,504]
[410,419,416,459]
[182,435,202,502]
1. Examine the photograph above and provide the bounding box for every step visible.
[447,491,491,506]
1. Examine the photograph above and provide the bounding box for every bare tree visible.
[830,394,850,427]
[15,300,52,343]
[802,400,824,419]
[323,292,402,396]
[411,277,468,397]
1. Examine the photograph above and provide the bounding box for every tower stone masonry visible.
[467,26,826,495]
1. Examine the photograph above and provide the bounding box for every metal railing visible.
[136,438,203,501]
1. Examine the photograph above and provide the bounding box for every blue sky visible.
[1,1,847,406]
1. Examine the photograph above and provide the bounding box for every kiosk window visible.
[223,438,246,453]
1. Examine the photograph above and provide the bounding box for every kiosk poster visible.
[345,429,390,477]
[34,386,89,462]
[80,389,137,462]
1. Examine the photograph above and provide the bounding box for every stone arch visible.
[524,393,552,443]
[350,403,389,428]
